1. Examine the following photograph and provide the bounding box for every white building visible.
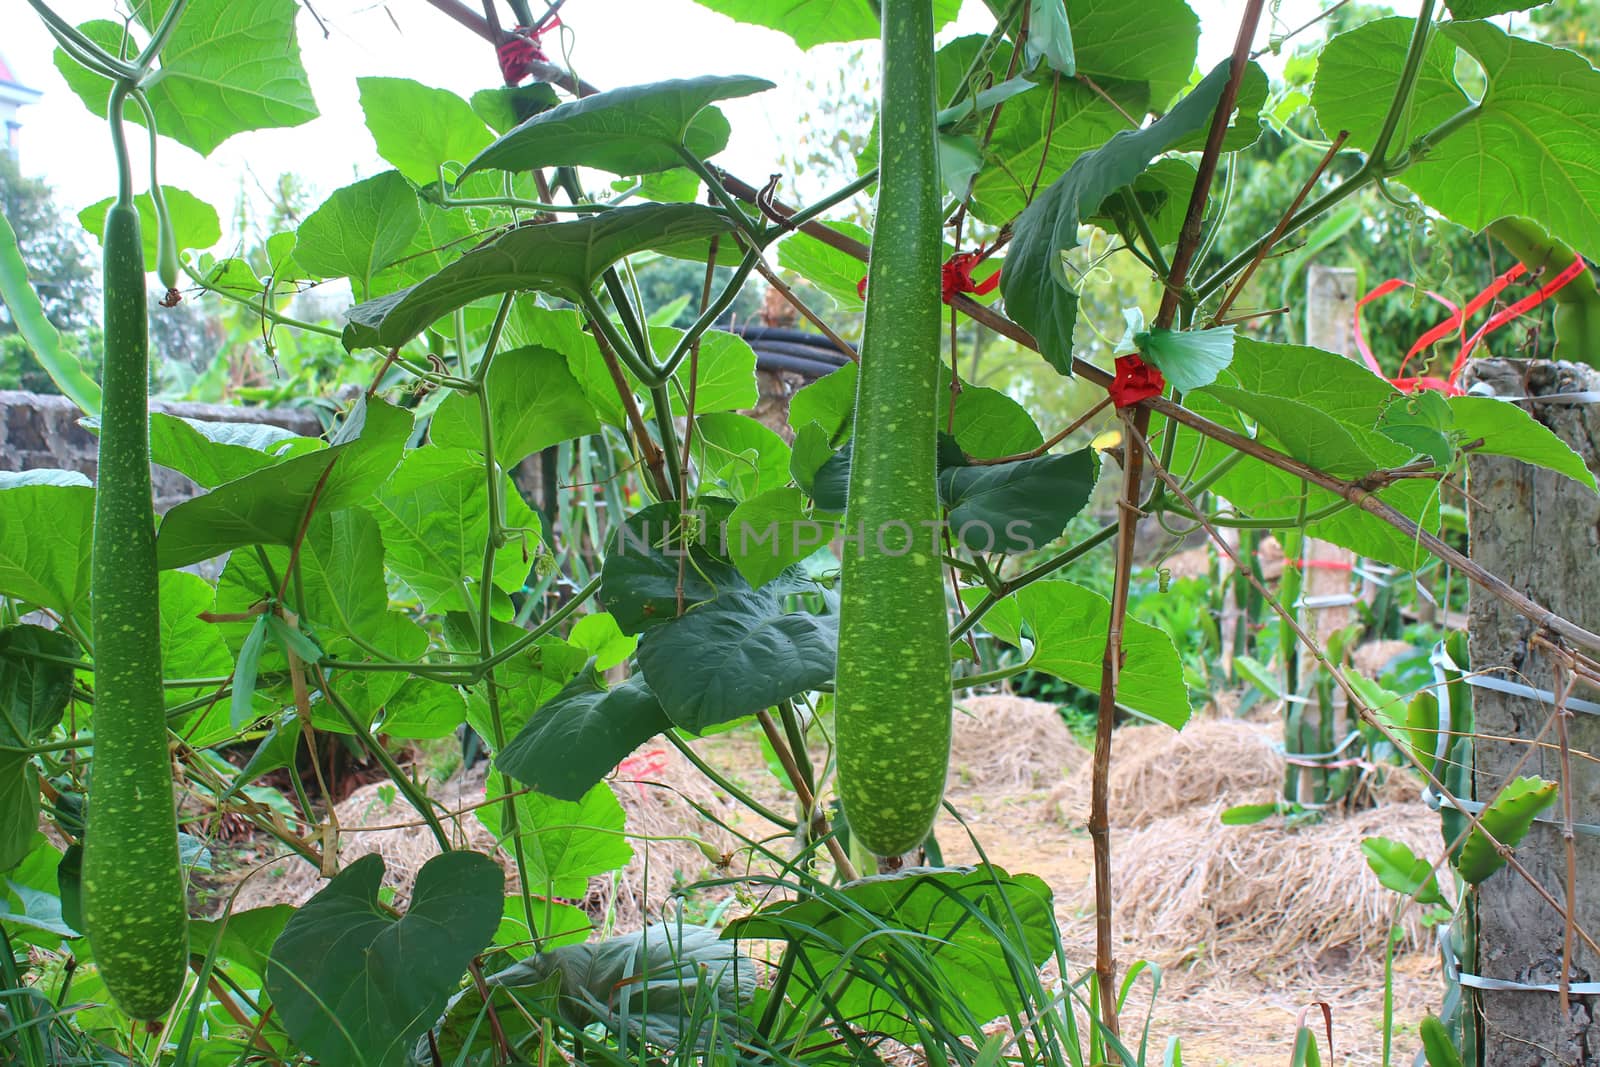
[0,53,43,154]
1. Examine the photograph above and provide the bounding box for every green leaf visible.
[343,205,737,349]
[471,84,562,134]
[1025,0,1075,75]
[939,449,1098,554]
[726,488,832,589]
[1376,390,1455,466]
[790,421,835,495]
[1445,1,1553,22]
[645,327,761,416]
[1136,325,1235,394]
[1002,60,1230,373]
[431,346,602,467]
[968,580,1190,727]
[1419,1015,1466,1067]
[0,756,39,874]
[460,76,773,180]
[687,0,961,49]
[157,398,412,568]
[776,221,868,311]
[294,171,422,298]
[0,625,78,748]
[1219,802,1280,826]
[1170,61,1268,154]
[636,587,837,733]
[1204,385,1386,479]
[266,851,503,1067]
[1087,157,1195,247]
[1448,395,1597,491]
[481,924,755,1048]
[148,413,319,488]
[1456,775,1558,884]
[599,500,747,633]
[967,74,1138,227]
[191,904,294,979]
[54,2,318,157]
[1160,339,1445,563]
[788,362,860,438]
[369,447,538,615]
[371,197,480,296]
[480,775,632,897]
[950,384,1044,459]
[159,571,232,709]
[0,484,95,622]
[568,613,636,671]
[1314,18,1600,264]
[1064,0,1198,108]
[358,77,494,186]
[231,615,270,730]
[693,412,792,499]
[79,186,221,262]
[1361,836,1447,906]
[372,682,468,740]
[496,663,672,802]
[724,865,1054,1042]
[0,212,100,415]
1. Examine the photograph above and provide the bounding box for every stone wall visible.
[0,389,326,512]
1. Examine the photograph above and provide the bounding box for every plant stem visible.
[660,731,798,832]
[136,0,189,78]
[1367,0,1440,168]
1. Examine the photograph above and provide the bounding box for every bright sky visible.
[4,0,1320,242]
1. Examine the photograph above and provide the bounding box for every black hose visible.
[753,352,847,379]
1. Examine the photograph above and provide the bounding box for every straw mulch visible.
[947,694,1086,795]
[228,745,746,929]
[1048,718,1283,829]
[1106,799,1440,976]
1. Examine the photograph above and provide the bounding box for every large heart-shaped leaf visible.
[459,76,773,179]
[0,756,39,874]
[157,398,412,568]
[1314,18,1600,264]
[687,0,961,49]
[342,205,736,349]
[939,449,1098,553]
[967,580,1190,727]
[431,345,602,467]
[724,866,1054,1041]
[369,447,540,615]
[55,1,317,156]
[266,851,503,1067]
[148,413,319,488]
[478,924,756,1048]
[496,664,673,802]
[479,776,632,898]
[0,626,78,749]
[79,186,221,261]
[636,587,837,732]
[358,77,494,186]
[294,172,422,298]
[0,484,94,623]
[599,500,748,633]
[1002,59,1230,373]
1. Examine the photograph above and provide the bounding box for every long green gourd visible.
[81,90,188,1020]
[835,0,952,858]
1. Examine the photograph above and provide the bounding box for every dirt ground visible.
[224,693,1444,1066]
[696,697,1443,1067]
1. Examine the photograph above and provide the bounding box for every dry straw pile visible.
[948,694,1086,794]
[229,745,747,929]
